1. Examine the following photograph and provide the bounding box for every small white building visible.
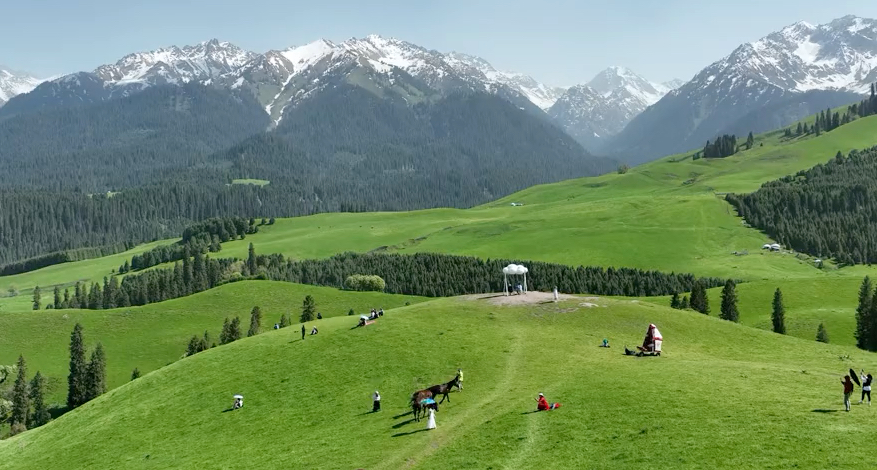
[770,243,781,252]
[762,244,771,250]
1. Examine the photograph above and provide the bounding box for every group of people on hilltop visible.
[842,369,873,411]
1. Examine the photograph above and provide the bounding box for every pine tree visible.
[220,317,232,344]
[690,281,709,315]
[246,243,257,275]
[32,285,41,310]
[719,279,739,322]
[771,288,786,334]
[855,276,872,350]
[201,331,211,351]
[670,293,680,309]
[85,343,107,401]
[67,323,88,409]
[131,368,141,380]
[228,317,242,342]
[816,322,829,343]
[796,122,803,135]
[29,371,50,427]
[11,355,29,432]
[279,313,290,328]
[62,288,70,308]
[680,295,689,309]
[53,286,61,310]
[746,132,754,150]
[186,335,200,356]
[248,306,263,337]
[301,295,316,322]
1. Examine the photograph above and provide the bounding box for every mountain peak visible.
[0,67,44,104]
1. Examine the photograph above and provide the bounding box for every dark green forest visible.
[727,146,877,265]
[55,248,728,310]
[0,84,612,265]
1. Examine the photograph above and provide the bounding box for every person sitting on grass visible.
[535,393,560,411]
[310,327,319,335]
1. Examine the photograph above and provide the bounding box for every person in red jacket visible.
[842,375,854,412]
[535,393,560,411]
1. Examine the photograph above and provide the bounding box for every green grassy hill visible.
[3,116,877,354]
[2,296,875,469]
[0,281,424,403]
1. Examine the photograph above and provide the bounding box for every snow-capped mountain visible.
[0,68,44,106]
[548,66,680,150]
[609,15,877,162]
[444,52,566,110]
[2,35,561,125]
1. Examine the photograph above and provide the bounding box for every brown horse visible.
[428,375,461,404]
[410,389,434,422]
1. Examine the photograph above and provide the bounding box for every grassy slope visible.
[3,116,877,352]
[2,297,876,469]
[0,281,425,403]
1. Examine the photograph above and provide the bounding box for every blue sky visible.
[2,0,874,85]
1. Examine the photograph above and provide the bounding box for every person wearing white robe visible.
[426,408,436,430]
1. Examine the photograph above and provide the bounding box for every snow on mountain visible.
[444,52,566,110]
[0,68,44,105]
[608,15,877,162]
[548,66,674,151]
[94,39,258,86]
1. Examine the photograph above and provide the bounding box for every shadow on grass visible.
[221,408,237,413]
[811,409,841,413]
[393,411,412,419]
[392,428,430,437]
[521,410,540,415]
[392,419,416,429]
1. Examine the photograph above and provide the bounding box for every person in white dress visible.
[426,407,436,430]
[553,287,559,302]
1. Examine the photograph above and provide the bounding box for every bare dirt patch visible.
[465,291,580,306]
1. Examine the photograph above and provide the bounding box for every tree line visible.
[120,217,256,273]
[727,146,877,265]
[700,134,739,159]
[782,84,877,139]
[55,247,729,311]
[854,276,877,351]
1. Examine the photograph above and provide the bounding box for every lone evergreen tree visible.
[186,335,200,356]
[131,368,141,381]
[670,293,680,309]
[816,322,830,343]
[746,132,754,150]
[85,343,107,401]
[719,279,739,322]
[220,317,231,344]
[279,313,290,328]
[11,355,29,432]
[690,281,710,315]
[32,285,41,310]
[247,306,263,337]
[680,295,689,309]
[53,286,61,310]
[29,371,50,427]
[301,295,316,323]
[246,243,257,275]
[67,323,88,409]
[228,317,242,342]
[771,288,786,334]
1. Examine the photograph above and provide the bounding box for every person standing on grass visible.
[860,371,872,406]
[842,375,854,411]
[301,325,306,340]
[456,368,463,391]
[372,391,381,412]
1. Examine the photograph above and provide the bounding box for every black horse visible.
[428,375,461,404]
